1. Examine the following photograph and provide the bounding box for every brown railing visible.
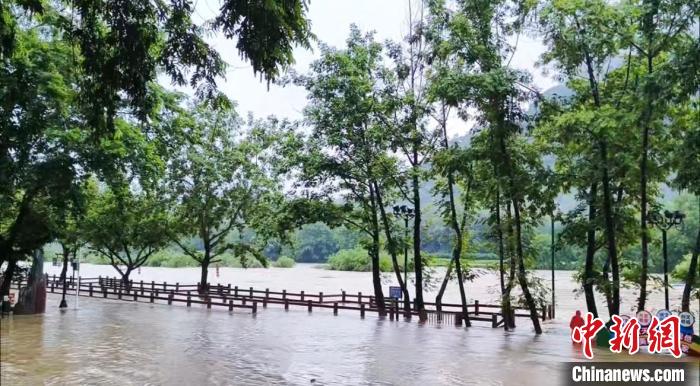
[42,274,554,327]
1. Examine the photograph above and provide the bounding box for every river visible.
[1,264,698,385]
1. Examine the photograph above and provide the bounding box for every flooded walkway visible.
[2,264,698,385]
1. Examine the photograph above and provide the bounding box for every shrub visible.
[272,256,296,268]
[327,248,394,272]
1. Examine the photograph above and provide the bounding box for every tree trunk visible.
[374,182,411,312]
[512,198,543,334]
[412,158,426,320]
[199,260,209,293]
[504,201,517,329]
[496,189,506,299]
[59,249,70,308]
[582,45,619,316]
[639,120,650,311]
[584,183,599,317]
[435,259,453,309]
[121,268,132,289]
[599,141,620,315]
[368,184,386,315]
[0,257,18,297]
[681,203,700,312]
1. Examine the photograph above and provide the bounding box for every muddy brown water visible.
[1,264,698,385]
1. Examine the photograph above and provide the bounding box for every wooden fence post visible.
[300,290,305,301]
[284,298,289,310]
[150,291,154,303]
[234,286,238,297]
[163,281,167,291]
[118,287,122,299]
[282,289,286,300]
[307,300,312,313]
[140,280,144,295]
[228,300,233,311]
[133,292,137,301]
[187,293,192,307]
[358,292,362,304]
[319,292,323,303]
[168,292,173,305]
[263,297,267,308]
[249,287,253,297]
[475,300,479,315]
[207,297,211,309]
[492,314,498,328]
[151,281,155,291]
[252,301,257,314]
[342,290,346,302]
[360,304,365,318]
[333,302,338,315]
[265,288,269,299]
[176,282,179,292]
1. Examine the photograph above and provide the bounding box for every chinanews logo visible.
[569,309,697,359]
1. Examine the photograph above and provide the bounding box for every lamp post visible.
[649,209,685,310]
[392,205,414,286]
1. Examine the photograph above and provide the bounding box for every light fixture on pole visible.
[648,209,685,310]
[392,205,414,286]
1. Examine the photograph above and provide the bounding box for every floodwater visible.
[1,264,699,385]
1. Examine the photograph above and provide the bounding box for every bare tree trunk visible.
[599,141,620,315]
[59,247,70,308]
[412,154,426,320]
[584,183,599,317]
[374,182,411,312]
[512,198,543,334]
[368,184,386,315]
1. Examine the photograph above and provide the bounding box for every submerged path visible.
[40,275,553,327]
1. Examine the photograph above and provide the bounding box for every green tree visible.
[84,188,170,286]
[295,27,414,315]
[167,102,277,290]
[291,222,339,263]
[430,0,548,333]
[1,0,312,295]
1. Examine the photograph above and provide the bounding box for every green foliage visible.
[326,248,392,272]
[83,188,170,278]
[289,222,339,262]
[673,254,700,286]
[325,248,416,273]
[167,101,282,274]
[272,256,296,268]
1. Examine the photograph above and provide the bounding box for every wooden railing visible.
[42,274,554,327]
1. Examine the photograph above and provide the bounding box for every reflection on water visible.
[2,265,699,385]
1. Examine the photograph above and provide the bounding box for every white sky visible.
[175,0,558,138]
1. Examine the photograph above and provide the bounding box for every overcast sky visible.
[178,0,558,138]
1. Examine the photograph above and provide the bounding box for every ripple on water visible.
[3,292,699,385]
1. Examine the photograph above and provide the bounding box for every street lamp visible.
[392,205,414,286]
[648,209,685,310]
